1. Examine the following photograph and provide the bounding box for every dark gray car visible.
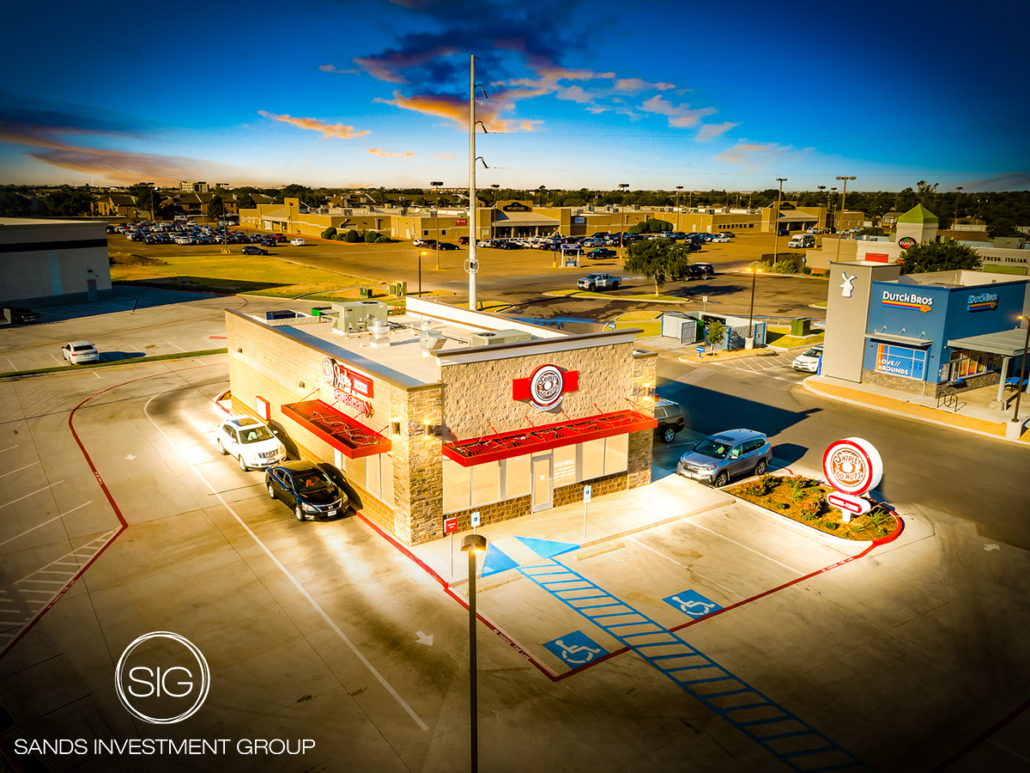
[677,429,772,487]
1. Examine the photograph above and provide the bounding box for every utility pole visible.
[772,178,786,264]
[676,185,683,233]
[954,186,963,231]
[431,181,443,269]
[835,176,856,265]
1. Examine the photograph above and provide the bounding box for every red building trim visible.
[282,400,391,459]
[443,409,656,467]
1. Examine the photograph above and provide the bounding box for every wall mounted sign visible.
[967,292,999,312]
[865,253,889,263]
[840,272,857,298]
[512,364,579,412]
[322,357,374,417]
[823,438,883,496]
[898,237,916,249]
[455,218,467,226]
[503,202,531,212]
[874,343,927,380]
[881,290,933,313]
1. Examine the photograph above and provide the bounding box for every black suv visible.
[265,461,352,521]
[6,307,41,324]
[654,398,686,443]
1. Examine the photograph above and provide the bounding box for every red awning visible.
[281,400,391,459]
[443,410,656,467]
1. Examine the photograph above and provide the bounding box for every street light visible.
[747,267,761,342]
[954,186,963,231]
[676,185,683,232]
[461,533,488,773]
[419,250,426,297]
[834,176,856,265]
[772,178,787,264]
[431,181,443,270]
[817,186,827,230]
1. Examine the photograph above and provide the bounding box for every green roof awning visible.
[897,204,939,224]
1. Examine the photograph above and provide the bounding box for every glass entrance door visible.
[531,453,553,513]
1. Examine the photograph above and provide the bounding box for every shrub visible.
[761,473,777,490]
[344,229,361,243]
[740,478,767,497]
[787,474,810,501]
[320,227,337,239]
[749,260,770,271]
[801,266,812,275]
[364,230,379,243]
[799,493,825,521]
[375,234,391,243]
[333,232,346,241]
[772,259,798,274]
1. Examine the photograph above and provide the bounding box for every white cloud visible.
[639,95,717,128]
[695,122,739,142]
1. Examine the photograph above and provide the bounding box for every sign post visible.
[471,510,481,534]
[696,345,705,359]
[445,517,458,578]
[582,485,591,541]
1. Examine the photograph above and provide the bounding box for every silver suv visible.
[677,429,772,487]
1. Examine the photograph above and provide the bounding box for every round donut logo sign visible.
[115,632,211,725]
[530,365,565,410]
[823,438,883,496]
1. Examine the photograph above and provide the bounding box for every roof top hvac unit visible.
[331,300,388,335]
[468,329,532,347]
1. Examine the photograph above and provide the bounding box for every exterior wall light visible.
[298,381,305,389]
[236,347,243,354]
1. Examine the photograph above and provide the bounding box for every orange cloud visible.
[695,121,740,142]
[368,148,415,158]
[639,95,716,128]
[376,91,542,133]
[258,110,370,139]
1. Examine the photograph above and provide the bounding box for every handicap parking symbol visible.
[544,631,608,667]
[663,590,722,619]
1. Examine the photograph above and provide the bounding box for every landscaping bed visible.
[726,473,896,541]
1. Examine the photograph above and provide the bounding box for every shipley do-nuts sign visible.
[512,364,579,413]
[822,437,883,521]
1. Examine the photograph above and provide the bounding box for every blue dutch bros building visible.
[822,263,1029,401]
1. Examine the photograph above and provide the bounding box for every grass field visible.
[615,311,662,337]
[766,325,825,348]
[110,249,377,300]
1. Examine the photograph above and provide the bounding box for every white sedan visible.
[792,345,824,373]
[61,341,100,365]
[290,238,306,246]
[709,235,731,243]
[216,416,287,471]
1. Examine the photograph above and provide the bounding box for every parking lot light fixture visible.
[772,178,786,264]
[834,176,856,264]
[419,250,426,297]
[461,533,488,773]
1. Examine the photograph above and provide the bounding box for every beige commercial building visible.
[226,298,657,546]
[0,218,112,306]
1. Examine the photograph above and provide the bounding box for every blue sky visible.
[1,0,1027,191]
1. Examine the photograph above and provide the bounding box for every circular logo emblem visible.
[115,632,210,725]
[322,357,336,386]
[822,438,883,495]
[530,365,564,409]
[898,237,916,249]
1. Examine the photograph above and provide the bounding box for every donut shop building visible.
[225,298,657,545]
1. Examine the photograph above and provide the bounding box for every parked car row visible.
[3,307,42,325]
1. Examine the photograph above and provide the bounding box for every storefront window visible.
[581,439,606,481]
[472,461,500,506]
[553,445,577,487]
[380,453,394,508]
[504,455,531,499]
[604,434,629,475]
[365,455,381,500]
[443,458,471,514]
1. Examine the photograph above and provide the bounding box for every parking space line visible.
[0,462,40,480]
[6,360,17,371]
[142,391,430,733]
[166,341,186,352]
[628,537,745,600]
[0,481,64,512]
[0,446,17,454]
[681,519,804,574]
[520,558,870,772]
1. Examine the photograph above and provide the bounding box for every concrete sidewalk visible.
[805,375,1030,444]
[407,470,870,587]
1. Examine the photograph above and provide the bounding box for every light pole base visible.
[744,337,754,350]
[1006,418,1027,440]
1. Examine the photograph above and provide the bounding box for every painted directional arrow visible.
[125,454,136,461]
[415,631,434,646]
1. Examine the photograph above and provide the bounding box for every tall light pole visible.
[817,185,826,230]
[431,181,443,269]
[144,182,156,223]
[772,178,786,264]
[618,183,629,253]
[462,534,488,773]
[1013,315,1030,425]
[953,186,963,232]
[468,55,479,310]
[834,176,856,265]
[676,185,683,233]
[747,267,761,345]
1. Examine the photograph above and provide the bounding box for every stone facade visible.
[861,368,1000,398]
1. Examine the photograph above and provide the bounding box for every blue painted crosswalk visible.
[520,558,870,773]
